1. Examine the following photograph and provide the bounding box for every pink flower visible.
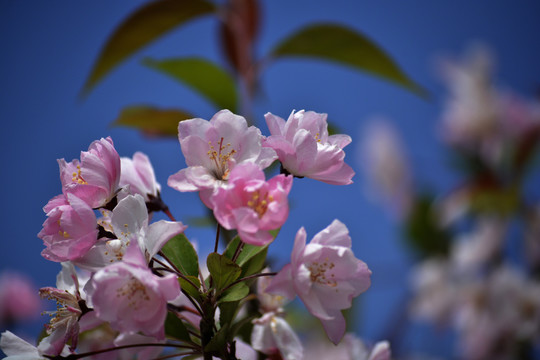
[0,271,40,326]
[86,241,181,339]
[360,119,413,217]
[267,220,371,344]
[120,152,161,202]
[264,110,354,185]
[251,268,302,360]
[211,163,292,246]
[303,334,390,360]
[77,194,186,270]
[168,110,277,207]
[251,312,303,360]
[38,194,98,262]
[38,263,90,356]
[58,137,121,209]
[0,331,70,359]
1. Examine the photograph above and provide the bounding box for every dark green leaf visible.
[179,276,202,302]
[269,23,427,97]
[219,282,249,303]
[240,246,268,277]
[111,106,193,137]
[405,194,451,258]
[165,312,191,342]
[81,0,216,96]
[223,235,270,267]
[207,252,241,290]
[204,324,229,352]
[218,301,240,328]
[161,234,199,277]
[143,57,238,112]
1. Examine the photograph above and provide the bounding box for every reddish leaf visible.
[111,106,193,137]
[219,0,260,92]
[81,0,216,96]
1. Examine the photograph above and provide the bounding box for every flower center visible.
[207,137,237,180]
[308,258,337,287]
[71,165,88,185]
[116,277,150,310]
[247,191,274,217]
[40,288,81,334]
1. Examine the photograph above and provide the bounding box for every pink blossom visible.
[0,271,40,326]
[38,263,91,356]
[86,241,181,339]
[251,268,302,360]
[264,110,354,185]
[168,110,277,207]
[38,194,98,262]
[120,152,161,202]
[303,334,390,360]
[360,119,413,217]
[58,137,121,209]
[0,331,70,359]
[267,220,371,344]
[76,194,186,270]
[251,312,303,360]
[211,163,292,246]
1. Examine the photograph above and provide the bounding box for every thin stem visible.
[221,272,277,293]
[181,289,204,317]
[153,352,199,360]
[47,343,199,360]
[214,223,221,253]
[188,329,202,339]
[164,208,177,222]
[231,242,245,263]
[155,253,200,291]
[167,303,201,317]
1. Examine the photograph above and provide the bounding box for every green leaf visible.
[143,57,239,112]
[207,252,241,290]
[223,236,269,267]
[165,312,191,342]
[161,234,199,277]
[81,0,216,96]
[240,246,268,277]
[218,301,240,328]
[204,324,229,352]
[111,106,193,137]
[179,276,202,302]
[219,282,249,303]
[269,23,427,97]
[405,194,451,258]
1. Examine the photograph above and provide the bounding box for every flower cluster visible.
[361,46,540,360]
[1,110,384,360]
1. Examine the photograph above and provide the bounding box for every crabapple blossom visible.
[303,334,390,360]
[38,193,98,262]
[0,331,70,359]
[251,313,303,360]
[266,220,371,344]
[120,152,161,202]
[168,110,277,206]
[76,194,186,270]
[58,137,121,209]
[85,241,181,339]
[251,269,302,360]
[263,110,354,185]
[360,119,413,217]
[211,163,292,246]
[38,263,91,356]
[409,258,459,324]
[0,271,40,326]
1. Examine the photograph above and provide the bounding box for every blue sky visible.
[1,1,540,357]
